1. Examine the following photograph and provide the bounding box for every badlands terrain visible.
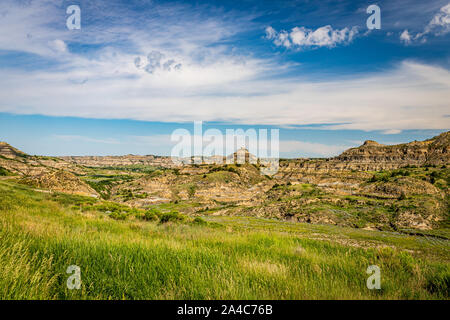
[0,131,449,299]
[1,131,449,233]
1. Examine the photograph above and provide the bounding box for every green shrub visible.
[369,172,391,182]
[187,184,196,198]
[142,210,159,221]
[208,165,239,175]
[89,202,140,221]
[94,202,127,213]
[159,211,186,224]
[134,192,148,199]
[392,170,411,177]
[192,217,208,226]
[0,166,12,176]
[226,166,239,175]
[108,211,129,220]
[434,179,446,190]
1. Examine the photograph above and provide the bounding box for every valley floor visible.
[0,180,448,299]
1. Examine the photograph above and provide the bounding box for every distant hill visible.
[2,132,449,172]
[335,131,449,168]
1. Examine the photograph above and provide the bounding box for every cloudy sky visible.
[0,0,449,157]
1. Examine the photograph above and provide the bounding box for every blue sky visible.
[0,0,449,157]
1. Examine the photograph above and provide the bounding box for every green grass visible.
[81,174,135,199]
[0,180,449,299]
[258,167,449,232]
[89,164,165,175]
[367,166,450,190]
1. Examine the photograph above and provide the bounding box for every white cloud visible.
[0,0,250,63]
[401,3,450,43]
[425,3,450,35]
[49,39,67,53]
[400,30,412,44]
[134,51,182,74]
[266,25,358,49]
[265,26,277,40]
[381,129,402,135]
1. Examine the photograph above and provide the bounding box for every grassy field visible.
[0,179,448,299]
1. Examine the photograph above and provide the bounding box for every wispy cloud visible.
[422,3,450,36]
[54,135,121,144]
[400,2,450,44]
[1,60,448,132]
[280,140,349,157]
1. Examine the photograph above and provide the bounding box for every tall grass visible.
[0,180,448,299]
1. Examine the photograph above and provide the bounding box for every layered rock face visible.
[59,155,177,168]
[2,133,449,181]
[335,132,449,169]
[52,132,450,172]
[425,131,450,165]
[276,131,449,177]
[59,148,259,168]
[0,142,26,159]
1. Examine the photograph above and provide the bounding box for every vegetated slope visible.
[20,170,98,196]
[0,143,97,196]
[0,180,448,299]
[247,166,449,232]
